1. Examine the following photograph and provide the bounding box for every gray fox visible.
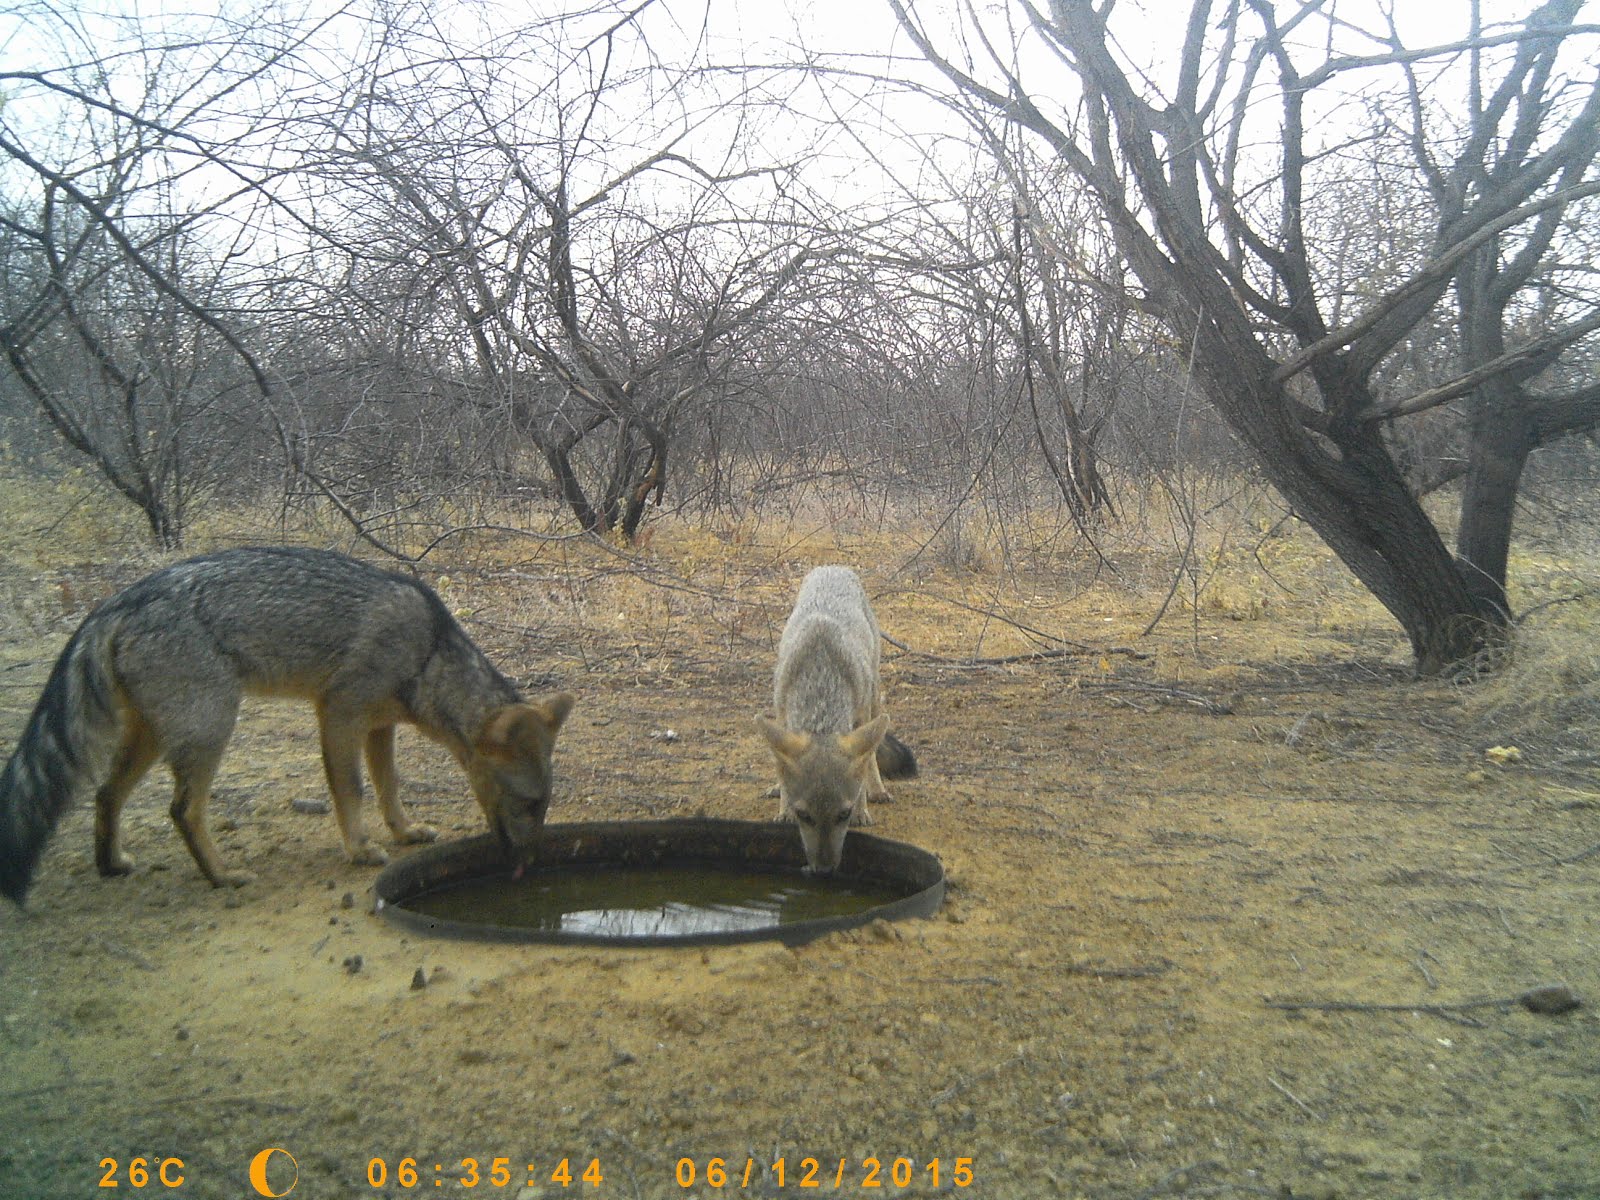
[758,566,917,873]
[0,547,574,903]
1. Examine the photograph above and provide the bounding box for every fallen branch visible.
[878,631,1150,667]
[1267,1075,1321,1121]
[931,1046,1029,1105]
[1063,958,1173,979]
[1073,679,1234,714]
[1265,983,1580,1019]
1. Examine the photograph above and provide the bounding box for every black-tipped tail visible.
[1,620,121,906]
[876,732,918,781]
[0,732,61,907]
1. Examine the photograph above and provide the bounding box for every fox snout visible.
[472,694,574,855]
[490,797,548,855]
[793,810,851,875]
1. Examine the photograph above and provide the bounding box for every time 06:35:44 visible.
[367,1156,603,1188]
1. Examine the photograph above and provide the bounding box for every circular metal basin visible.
[373,818,945,947]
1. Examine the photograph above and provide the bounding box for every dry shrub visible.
[1465,593,1600,769]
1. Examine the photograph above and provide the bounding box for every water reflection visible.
[408,865,904,938]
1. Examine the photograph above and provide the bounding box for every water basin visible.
[373,818,945,946]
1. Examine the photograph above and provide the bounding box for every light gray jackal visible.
[758,566,917,873]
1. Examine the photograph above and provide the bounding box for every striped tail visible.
[876,731,918,781]
[0,617,123,906]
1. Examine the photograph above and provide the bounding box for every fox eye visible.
[837,807,853,826]
[795,811,816,827]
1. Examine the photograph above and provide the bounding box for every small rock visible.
[342,954,363,975]
[1517,983,1580,1015]
[411,968,428,990]
[340,892,355,909]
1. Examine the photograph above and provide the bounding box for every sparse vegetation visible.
[1,489,1597,1198]
[3,0,1599,1195]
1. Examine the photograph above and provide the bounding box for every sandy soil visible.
[2,544,1597,1200]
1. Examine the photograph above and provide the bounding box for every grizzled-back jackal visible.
[0,547,574,903]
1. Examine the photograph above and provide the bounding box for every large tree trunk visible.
[1455,398,1536,621]
[1187,318,1487,673]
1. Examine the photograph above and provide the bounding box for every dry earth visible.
[2,525,1598,1200]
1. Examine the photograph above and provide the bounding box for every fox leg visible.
[318,713,387,867]
[864,755,889,810]
[366,725,436,845]
[94,715,161,877]
[168,741,252,888]
[132,671,247,887]
[862,703,890,813]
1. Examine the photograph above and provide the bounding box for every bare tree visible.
[0,2,335,545]
[892,0,1600,672]
[0,192,247,546]
[283,1,821,543]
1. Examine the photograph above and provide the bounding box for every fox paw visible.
[96,852,136,878]
[348,842,391,868]
[394,823,438,845]
[852,808,875,827]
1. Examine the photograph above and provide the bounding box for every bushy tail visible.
[0,617,123,906]
[877,732,918,781]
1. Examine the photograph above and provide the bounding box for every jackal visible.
[757,566,917,873]
[0,547,574,903]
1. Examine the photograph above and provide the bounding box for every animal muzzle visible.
[493,807,544,857]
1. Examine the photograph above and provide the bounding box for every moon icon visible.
[248,1147,299,1197]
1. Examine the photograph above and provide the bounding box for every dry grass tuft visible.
[1465,591,1600,771]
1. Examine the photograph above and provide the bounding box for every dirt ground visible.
[2,527,1597,1200]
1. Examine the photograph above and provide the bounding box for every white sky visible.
[2,0,1593,239]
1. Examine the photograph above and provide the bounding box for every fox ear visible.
[478,694,574,758]
[757,716,810,764]
[840,714,889,760]
[477,706,536,756]
[478,707,523,757]
[532,692,575,734]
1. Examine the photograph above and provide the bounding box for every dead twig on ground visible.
[1267,1075,1321,1120]
[875,591,1147,660]
[879,636,1147,668]
[1489,839,1600,874]
[1062,958,1173,979]
[931,1046,1029,1106]
[1074,679,1235,714]
[92,934,156,972]
[1265,983,1580,1019]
